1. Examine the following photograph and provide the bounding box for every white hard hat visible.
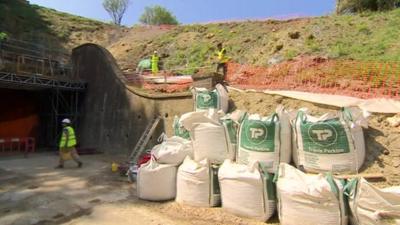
[154,50,158,54]
[62,118,71,124]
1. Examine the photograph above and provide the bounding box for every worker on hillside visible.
[55,118,83,169]
[151,51,159,75]
[216,43,229,79]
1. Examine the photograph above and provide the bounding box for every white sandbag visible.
[237,112,291,173]
[218,160,276,221]
[292,107,366,174]
[192,83,229,113]
[176,157,220,207]
[347,178,400,225]
[179,110,221,131]
[191,122,231,163]
[220,115,241,162]
[152,136,193,165]
[277,163,348,225]
[137,158,177,201]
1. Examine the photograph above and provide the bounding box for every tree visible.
[336,0,399,14]
[103,0,130,25]
[139,5,179,25]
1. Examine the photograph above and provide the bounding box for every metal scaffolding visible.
[0,38,87,148]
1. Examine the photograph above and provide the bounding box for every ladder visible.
[129,116,162,163]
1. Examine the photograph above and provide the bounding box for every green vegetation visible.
[139,5,179,25]
[132,8,400,73]
[0,0,113,51]
[336,0,400,14]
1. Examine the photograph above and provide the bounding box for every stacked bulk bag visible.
[176,157,220,207]
[179,110,233,163]
[173,115,190,139]
[218,160,276,221]
[191,122,231,163]
[292,108,366,174]
[346,178,400,225]
[192,83,229,113]
[151,136,193,165]
[276,163,348,225]
[137,158,177,201]
[237,112,291,173]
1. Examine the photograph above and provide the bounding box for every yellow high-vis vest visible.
[151,54,159,74]
[59,126,77,148]
[217,48,228,63]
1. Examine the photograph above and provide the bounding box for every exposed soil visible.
[229,90,400,187]
[0,154,272,225]
[226,56,400,100]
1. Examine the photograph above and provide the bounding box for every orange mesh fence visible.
[226,56,400,99]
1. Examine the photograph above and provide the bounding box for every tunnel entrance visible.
[0,88,83,151]
[0,38,86,154]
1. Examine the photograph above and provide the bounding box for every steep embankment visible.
[109,9,400,74]
[0,0,122,52]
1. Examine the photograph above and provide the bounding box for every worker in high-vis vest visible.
[216,43,229,79]
[55,118,83,168]
[151,51,159,75]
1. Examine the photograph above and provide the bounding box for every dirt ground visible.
[0,153,271,225]
[229,90,400,187]
[1,91,399,225]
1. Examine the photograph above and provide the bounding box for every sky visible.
[28,0,336,25]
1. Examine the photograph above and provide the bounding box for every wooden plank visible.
[335,173,384,179]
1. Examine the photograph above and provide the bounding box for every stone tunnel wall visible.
[72,44,193,154]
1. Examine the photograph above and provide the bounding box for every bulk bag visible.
[191,122,231,163]
[176,157,220,207]
[151,136,193,165]
[237,112,290,173]
[292,108,366,174]
[137,158,177,201]
[276,163,348,225]
[346,178,400,225]
[192,84,229,113]
[221,117,238,161]
[218,160,276,221]
[173,116,190,139]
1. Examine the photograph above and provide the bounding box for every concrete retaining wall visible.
[72,44,193,154]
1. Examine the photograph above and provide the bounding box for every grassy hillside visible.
[110,9,400,74]
[1,0,400,74]
[0,0,122,52]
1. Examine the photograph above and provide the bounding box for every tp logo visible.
[250,128,264,139]
[245,121,268,145]
[201,93,211,103]
[308,124,338,147]
[311,129,333,141]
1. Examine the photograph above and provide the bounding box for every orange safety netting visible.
[226,56,400,100]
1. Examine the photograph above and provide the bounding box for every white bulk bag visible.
[218,160,276,221]
[237,112,290,173]
[173,116,190,139]
[191,122,231,163]
[176,157,220,207]
[347,178,400,225]
[152,136,193,165]
[277,163,348,225]
[192,83,229,113]
[221,117,239,161]
[292,108,366,174]
[137,158,177,201]
[179,110,221,131]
